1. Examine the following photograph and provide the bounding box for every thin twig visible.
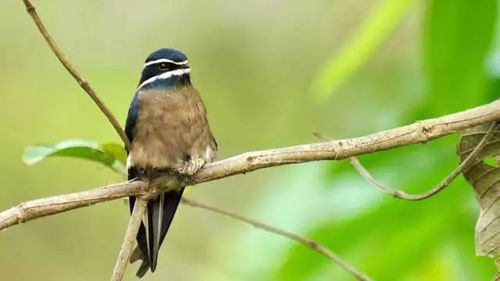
[1,101,499,231]
[350,122,498,200]
[21,0,131,150]
[181,197,372,281]
[111,197,147,281]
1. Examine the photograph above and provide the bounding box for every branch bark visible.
[192,99,500,183]
[0,181,144,231]
[111,197,147,281]
[1,99,499,232]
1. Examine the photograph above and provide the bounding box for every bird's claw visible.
[178,158,205,175]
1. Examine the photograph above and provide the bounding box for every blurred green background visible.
[1,0,499,280]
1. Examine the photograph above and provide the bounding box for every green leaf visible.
[101,142,128,165]
[310,0,413,101]
[23,139,127,175]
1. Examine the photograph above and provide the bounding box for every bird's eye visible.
[158,63,169,71]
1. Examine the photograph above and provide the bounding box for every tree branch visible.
[0,181,145,231]
[192,99,500,184]
[1,99,499,232]
[182,197,372,281]
[21,0,131,150]
[349,121,498,200]
[111,197,147,281]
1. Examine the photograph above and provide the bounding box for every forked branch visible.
[349,121,498,200]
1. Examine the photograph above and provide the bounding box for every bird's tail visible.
[129,188,184,277]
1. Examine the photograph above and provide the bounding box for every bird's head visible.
[137,48,191,90]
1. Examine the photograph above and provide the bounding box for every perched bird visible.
[125,48,217,277]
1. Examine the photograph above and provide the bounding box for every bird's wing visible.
[125,93,140,146]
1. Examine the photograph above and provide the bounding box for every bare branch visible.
[182,197,372,281]
[350,121,498,200]
[21,0,131,150]
[1,100,499,231]
[111,197,147,281]
[193,99,500,184]
[0,181,145,231]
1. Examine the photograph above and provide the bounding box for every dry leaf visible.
[458,123,500,279]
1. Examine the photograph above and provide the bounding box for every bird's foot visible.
[177,157,205,175]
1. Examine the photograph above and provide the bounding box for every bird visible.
[124,48,217,277]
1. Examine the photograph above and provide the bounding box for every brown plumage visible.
[129,86,216,171]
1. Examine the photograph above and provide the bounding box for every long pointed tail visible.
[129,188,184,277]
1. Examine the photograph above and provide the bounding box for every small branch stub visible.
[110,197,147,281]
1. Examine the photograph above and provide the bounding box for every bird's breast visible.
[128,87,215,171]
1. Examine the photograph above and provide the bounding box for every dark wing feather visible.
[131,189,185,277]
[125,94,140,147]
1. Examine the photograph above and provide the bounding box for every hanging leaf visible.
[23,139,127,175]
[458,123,500,278]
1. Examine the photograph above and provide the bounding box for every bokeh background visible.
[1,0,499,280]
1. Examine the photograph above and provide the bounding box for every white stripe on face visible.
[137,68,191,90]
[143,58,188,67]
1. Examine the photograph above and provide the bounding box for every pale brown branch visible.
[193,99,500,184]
[0,181,145,231]
[182,197,372,281]
[21,0,131,150]
[111,197,147,281]
[350,121,498,200]
[1,100,499,231]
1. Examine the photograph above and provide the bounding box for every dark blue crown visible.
[138,48,191,90]
[145,48,188,63]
